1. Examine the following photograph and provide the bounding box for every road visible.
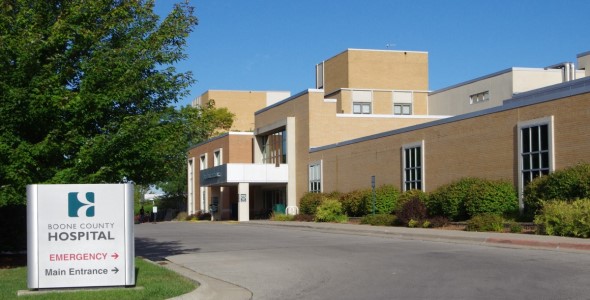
[135,222,590,300]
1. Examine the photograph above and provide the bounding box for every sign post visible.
[27,184,135,289]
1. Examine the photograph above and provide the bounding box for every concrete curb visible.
[245,220,590,253]
[149,259,252,300]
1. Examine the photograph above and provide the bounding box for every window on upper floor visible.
[393,91,413,115]
[213,149,222,166]
[199,154,207,170]
[262,130,287,165]
[352,90,373,114]
[402,141,424,191]
[309,161,322,193]
[469,91,490,104]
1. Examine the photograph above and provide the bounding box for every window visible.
[402,142,424,191]
[518,117,553,207]
[316,62,324,89]
[393,91,413,115]
[353,102,372,114]
[469,91,490,104]
[213,149,222,166]
[352,90,372,114]
[262,130,287,164]
[394,104,412,115]
[199,154,207,170]
[309,162,322,193]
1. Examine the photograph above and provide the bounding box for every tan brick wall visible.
[199,90,269,132]
[309,92,590,195]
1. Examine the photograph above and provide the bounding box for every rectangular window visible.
[469,91,490,104]
[262,130,287,165]
[309,162,322,193]
[199,154,207,170]
[518,117,553,211]
[352,90,372,114]
[393,91,413,115]
[213,149,222,166]
[394,104,412,115]
[353,102,372,114]
[402,142,424,191]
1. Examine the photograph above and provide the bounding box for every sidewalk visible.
[163,220,590,300]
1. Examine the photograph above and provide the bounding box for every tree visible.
[0,0,198,206]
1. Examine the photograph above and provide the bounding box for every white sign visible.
[27,184,135,289]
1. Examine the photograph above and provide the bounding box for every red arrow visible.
[111,253,119,260]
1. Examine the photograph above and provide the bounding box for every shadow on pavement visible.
[135,237,200,261]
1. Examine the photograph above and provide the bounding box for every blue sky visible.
[155,0,590,107]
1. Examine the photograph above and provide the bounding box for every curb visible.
[245,221,590,253]
[144,258,252,300]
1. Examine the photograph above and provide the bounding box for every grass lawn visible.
[0,257,197,300]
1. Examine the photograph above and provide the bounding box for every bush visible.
[534,199,590,238]
[299,192,325,215]
[508,221,522,233]
[463,179,518,218]
[299,191,341,215]
[340,189,371,217]
[270,213,294,221]
[524,163,590,220]
[360,214,397,226]
[428,216,450,228]
[396,197,428,226]
[398,189,429,212]
[175,211,188,221]
[372,185,400,215]
[466,214,504,232]
[428,177,518,221]
[315,199,348,223]
[293,214,314,222]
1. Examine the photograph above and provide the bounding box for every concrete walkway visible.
[163,220,590,299]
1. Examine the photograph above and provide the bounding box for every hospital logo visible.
[68,192,95,217]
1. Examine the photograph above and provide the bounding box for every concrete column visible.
[238,182,250,222]
[286,117,298,215]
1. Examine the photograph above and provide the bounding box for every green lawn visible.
[0,257,197,300]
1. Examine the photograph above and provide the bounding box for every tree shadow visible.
[135,237,200,261]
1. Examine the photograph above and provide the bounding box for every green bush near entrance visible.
[534,199,590,238]
[315,199,348,223]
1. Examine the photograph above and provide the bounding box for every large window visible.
[518,117,553,203]
[309,162,322,193]
[262,130,287,165]
[402,142,424,191]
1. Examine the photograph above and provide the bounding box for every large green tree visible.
[0,0,203,206]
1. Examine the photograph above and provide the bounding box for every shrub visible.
[340,189,371,217]
[372,185,400,215]
[428,216,450,228]
[524,163,590,220]
[315,199,348,223]
[398,189,429,212]
[508,221,522,233]
[197,211,211,220]
[463,179,518,218]
[271,213,294,221]
[428,177,518,221]
[534,199,590,238]
[293,214,314,222]
[396,197,428,226]
[175,211,188,221]
[299,192,325,215]
[466,214,504,232]
[360,214,397,226]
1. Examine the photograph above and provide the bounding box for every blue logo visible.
[68,192,95,217]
